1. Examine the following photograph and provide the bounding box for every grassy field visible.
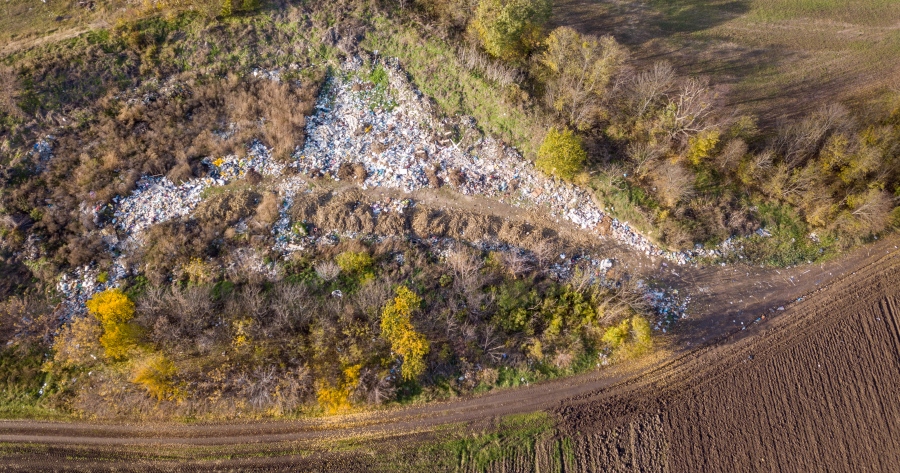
[363,16,548,157]
[553,0,900,122]
[0,0,130,54]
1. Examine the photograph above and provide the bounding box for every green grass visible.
[719,201,839,266]
[588,174,661,243]
[382,412,559,472]
[0,347,66,420]
[363,16,546,158]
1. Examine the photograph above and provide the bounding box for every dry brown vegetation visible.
[1,62,319,271]
[28,233,647,419]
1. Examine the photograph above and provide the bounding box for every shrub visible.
[53,317,103,368]
[601,319,630,348]
[471,0,551,62]
[316,364,361,414]
[85,289,141,361]
[601,316,653,358]
[631,316,652,348]
[335,251,374,275]
[51,316,103,369]
[381,286,429,381]
[182,257,217,285]
[131,353,179,401]
[493,280,536,333]
[314,260,341,281]
[651,161,695,208]
[536,127,587,181]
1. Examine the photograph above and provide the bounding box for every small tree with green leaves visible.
[471,0,551,62]
[536,127,587,181]
[335,251,374,275]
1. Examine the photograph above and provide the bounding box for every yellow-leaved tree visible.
[380,286,429,381]
[686,129,721,165]
[85,288,141,361]
[316,364,361,414]
[131,353,179,401]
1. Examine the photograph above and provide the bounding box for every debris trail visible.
[291,58,729,265]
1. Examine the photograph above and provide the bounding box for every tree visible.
[651,160,695,208]
[658,77,715,141]
[686,129,721,165]
[380,286,429,381]
[335,251,374,275]
[536,127,587,181]
[628,62,675,118]
[776,104,850,169]
[471,0,551,62]
[85,288,141,361]
[846,188,894,234]
[539,27,627,130]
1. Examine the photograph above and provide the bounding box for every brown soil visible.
[554,239,900,472]
[552,0,900,123]
[290,184,605,257]
[1,236,898,470]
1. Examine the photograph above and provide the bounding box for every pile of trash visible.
[54,260,128,318]
[291,58,692,264]
[113,140,282,238]
[55,58,696,326]
[31,136,54,170]
[55,141,284,319]
[642,286,691,332]
[112,176,211,235]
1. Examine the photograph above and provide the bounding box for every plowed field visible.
[556,245,900,472]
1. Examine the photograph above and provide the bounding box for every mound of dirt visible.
[193,189,260,226]
[289,187,570,253]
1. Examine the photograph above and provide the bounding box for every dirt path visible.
[1,235,897,470]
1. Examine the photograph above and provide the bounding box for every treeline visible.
[401,0,900,259]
